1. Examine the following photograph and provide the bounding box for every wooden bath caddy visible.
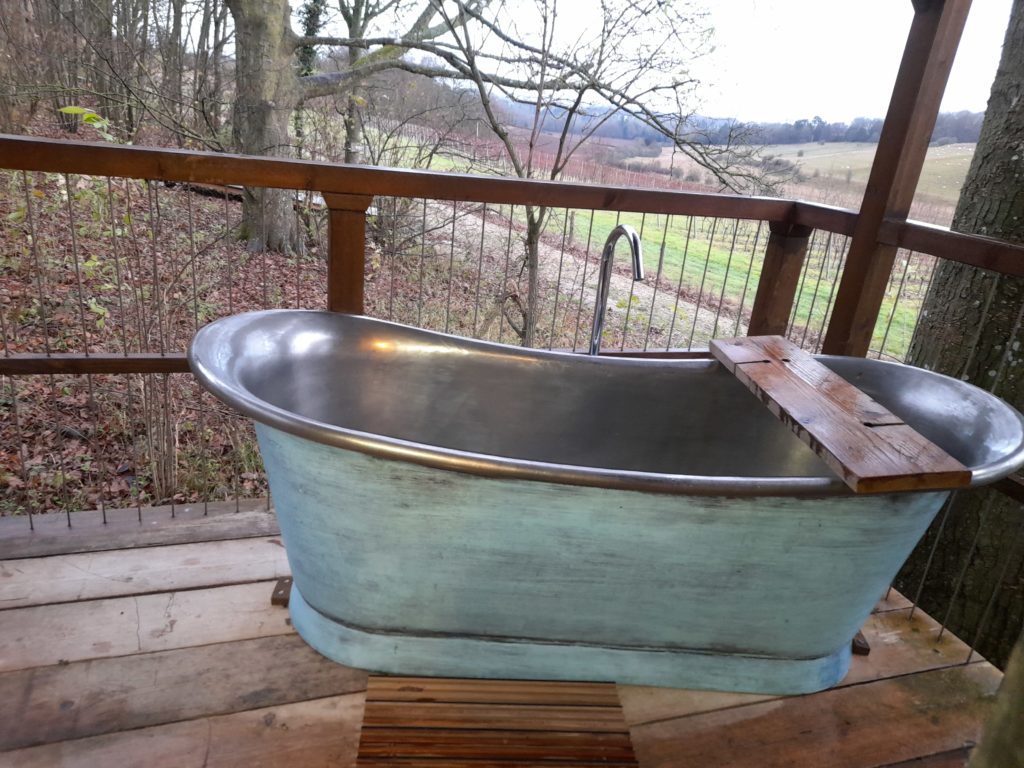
[709,335,971,494]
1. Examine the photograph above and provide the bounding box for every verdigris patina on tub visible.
[189,310,1024,694]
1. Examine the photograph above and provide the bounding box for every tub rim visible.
[187,309,1024,498]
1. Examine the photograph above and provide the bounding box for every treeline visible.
[705,111,983,146]
[498,104,984,149]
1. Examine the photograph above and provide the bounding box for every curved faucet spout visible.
[589,224,644,356]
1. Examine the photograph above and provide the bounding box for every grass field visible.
[535,207,922,357]
[623,140,973,211]
[435,137,947,357]
[765,142,975,205]
[610,141,964,357]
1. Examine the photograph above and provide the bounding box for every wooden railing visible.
[3,133,1022,496]
[1,133,1022,368]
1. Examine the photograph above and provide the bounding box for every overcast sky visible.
[319,1,1012,124]
[693,0,1012,123]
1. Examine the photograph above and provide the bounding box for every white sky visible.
[692,0,1013,122]
[320,0,1013,124]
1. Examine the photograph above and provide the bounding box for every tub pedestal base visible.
[289,584,852,695]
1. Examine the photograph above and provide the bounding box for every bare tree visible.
[353,68,483,257]
[224,0,769,311]
[0,1,232,145]
[224,0,463,251]
[9,1,764,275]
[420,0,765,344]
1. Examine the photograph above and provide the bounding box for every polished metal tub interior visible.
[189,310,1024,693]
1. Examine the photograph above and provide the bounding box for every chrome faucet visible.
[589,225,644,355]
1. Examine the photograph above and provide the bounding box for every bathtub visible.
[189,310,1024,694]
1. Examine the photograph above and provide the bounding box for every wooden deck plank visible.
[851,609,974,679]
[619,688,771,730]
[366,677,622,706]
[0,536,290,609]
[0,529,997,768]
[881,748,971,767]
[710,336,970,493]
[0,581,291,673]
[619,606,973,726]
[876,589,914,613]
[358,728,637,761]
[0,634,367,751]
[362,702,629,733]
[629,663,1000,768]
[4,693,365,768]
[0,501,278,560]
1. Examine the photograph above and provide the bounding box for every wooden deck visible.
[0,503,1002,767]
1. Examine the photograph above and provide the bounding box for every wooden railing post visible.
[747,222,813,337]
[324,193,372,314]
[822,0,972,356]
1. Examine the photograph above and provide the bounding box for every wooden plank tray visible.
[710,335,971,494]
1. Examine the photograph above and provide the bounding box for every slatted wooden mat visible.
[356,676,639,766]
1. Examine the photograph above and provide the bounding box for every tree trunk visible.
[294,0,328,159]
[211,1,229,136]
[969,629,1024,767]
[896,1,1024,669]
[225,0,301,252]
[0,0,38,133]
[342,2,366,165]
[162,0,185,146]
[522,206,546,347]
[343,71,364,164]
[968,630,1024,768]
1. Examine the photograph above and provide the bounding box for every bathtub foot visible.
[270,577,293,607]
[851,630,871,656]
[288,584,853,696]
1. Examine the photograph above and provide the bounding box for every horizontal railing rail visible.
[3,136,1020,285]
[878,218,1024,276]
[0,135,1019,359]
[0,132,1017,400]
[0,135,802,221]
[0,353,190,375]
